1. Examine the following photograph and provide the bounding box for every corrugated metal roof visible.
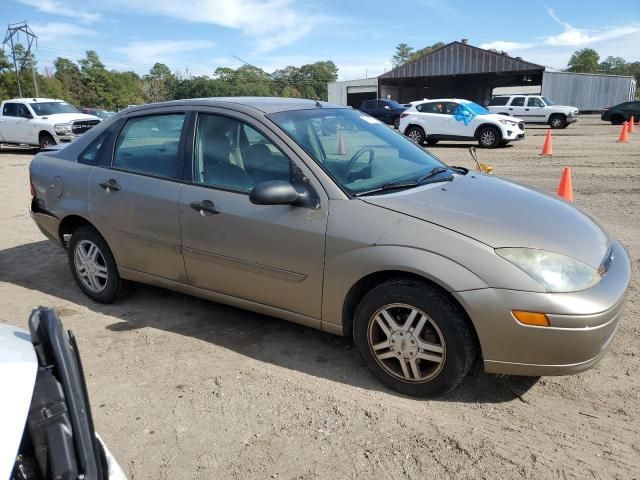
[379,41,544,79]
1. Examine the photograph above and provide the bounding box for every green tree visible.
[567,48,600,73]
[409,42,445,62]
[144,63,176,102]
[392,43,414,68]
[599,56,627,74]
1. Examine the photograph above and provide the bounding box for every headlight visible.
[495,248,601,292]
[54,123,72,135]
[498,119,517,127]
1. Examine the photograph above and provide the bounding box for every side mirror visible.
[249,180,308,207]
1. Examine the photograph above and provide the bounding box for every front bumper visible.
[455,240,631,376]
[501,125,525,141]
[54,133,82,144]
[566,115,579,124]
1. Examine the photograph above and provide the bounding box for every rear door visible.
[507,96,527,119]
[178,110,328,319]
[89,110,188,281]
[0,102,31,143]
[414,101,444,135]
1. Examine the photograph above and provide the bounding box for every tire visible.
[393,116,400,129]
[549,114,566,129]
[477,126,501,148]
[405,126,425,145]
[426,139,439,146]
[67,226,126,303]
[352,279,476,397]
[610,115,624,126]
[500,140,511,146]
[39,133,56,149]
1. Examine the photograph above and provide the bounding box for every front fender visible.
[321,244,488,332]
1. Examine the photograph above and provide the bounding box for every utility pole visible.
[3,21,39,97]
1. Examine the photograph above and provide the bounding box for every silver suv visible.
[29,98,630,397]
[487,95,579,128]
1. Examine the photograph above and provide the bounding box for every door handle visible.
[508,108,513,110]
[525,108,530,111]
[99,179,121,192]
[190,200,220,216]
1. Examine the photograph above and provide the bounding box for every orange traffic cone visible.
[337,130,346,155]
[557,167,573,202]
[617,122,629,143]
[540,129,553,156]
[629,116,635,133]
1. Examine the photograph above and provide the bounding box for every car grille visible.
[518,122,525,130]
[71,119,100,135]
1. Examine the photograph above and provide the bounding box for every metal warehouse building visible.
[328,41,637,111]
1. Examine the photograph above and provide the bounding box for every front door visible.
[0,102,31,143]
[526,97,547,122]
[89,112,187,282]
[179,112,328,319]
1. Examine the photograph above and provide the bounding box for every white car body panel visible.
[0,323,38,480]
[487,95,579,125]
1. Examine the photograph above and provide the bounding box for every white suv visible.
[399,99,525,148]
[487,95,579,129]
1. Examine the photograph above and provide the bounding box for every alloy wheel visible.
[74,240,109,293]
[551,117,562,128]
[368,303,445,382]
[480,129,496,146]
[407,129,423,144]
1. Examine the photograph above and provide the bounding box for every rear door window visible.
[488,97,508,106]
[510,97,525,107]
[113,114,185,178]
[2,103,18,117]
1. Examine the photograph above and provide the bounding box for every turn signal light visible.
[512,310,550,327]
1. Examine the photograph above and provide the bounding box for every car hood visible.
[0,323,37,480]
[483,113,522,123]
[552,105,579,114]
[362,173,610,268]
[36,113,101,123]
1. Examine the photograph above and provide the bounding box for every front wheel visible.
[353,279,476,397]
[610,115,624,126]
[477,126,501,148]
[405,126,425,145]
[549,114,566,129]
[39,133,56,149]
[68,226,125,303]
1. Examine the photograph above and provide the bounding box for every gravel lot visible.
[1,115,638,479]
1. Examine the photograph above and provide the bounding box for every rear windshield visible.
[488,97,509,106]
[30,102,79,116]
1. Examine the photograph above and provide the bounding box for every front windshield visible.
[542,97,554,106]
[268,108,446,195]
[30,102,79,116]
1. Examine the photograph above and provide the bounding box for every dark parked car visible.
[601,101,640,125]
[359,99,408,128]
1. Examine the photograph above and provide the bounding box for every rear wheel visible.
[39,133,55,149]
[405,126,425,145]
[68,226,125,303]
[549,114,566,129]
[477,126,501,148]
[353,279,476,397]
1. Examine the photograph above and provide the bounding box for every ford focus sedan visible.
[29,98,631,397]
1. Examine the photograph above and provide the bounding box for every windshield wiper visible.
[354,166,454,197]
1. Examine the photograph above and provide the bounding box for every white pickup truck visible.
[0,98,101,149]
[487,95,579,129]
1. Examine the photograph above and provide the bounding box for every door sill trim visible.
[118,266,321,331]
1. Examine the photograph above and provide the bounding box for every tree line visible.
[0,46,338,110]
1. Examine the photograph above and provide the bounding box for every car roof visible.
[412,98,470,104]
[7,98,67,103]
[127,97,348,115]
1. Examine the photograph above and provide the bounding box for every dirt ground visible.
[1,115,638,479]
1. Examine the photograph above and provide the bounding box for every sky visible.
[2,0,639,80]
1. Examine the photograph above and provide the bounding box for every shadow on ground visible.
[0,240,539,403]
